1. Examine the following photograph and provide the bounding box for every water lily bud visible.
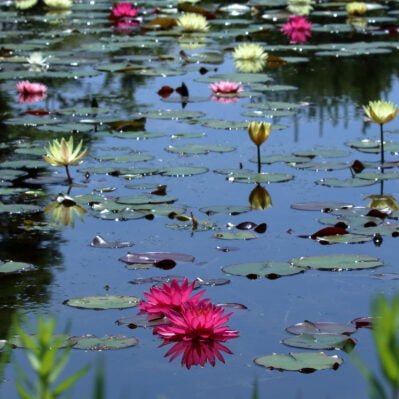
[248,121,272,146]
[249,185,272,210]
[364,195,399,211]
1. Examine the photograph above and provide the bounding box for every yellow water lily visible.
[249,185,272,210]
[44,194,87,228]
[363,100,399,125]
[364,195,399,211]
[43,137,88,184]
[15,0,38,9]
[346,2,367,16]
[232,43,268,60]
[44,0,72,9]
[248,121,272,146]
[177,13,209,33]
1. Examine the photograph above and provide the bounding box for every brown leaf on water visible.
[150,185,167,196]
[310,227,349,239]
[267,55,287,68]
[177,3,216,19]
[25,109,50,116]
[176,82,189,97]
[157,86,174,98]
[149,17,177,30]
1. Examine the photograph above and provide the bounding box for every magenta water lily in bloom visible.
[281,15,312,44]
[16,80,47,95]
[109,2,139,19]
[209,81,243,95]
[138,278,208,318]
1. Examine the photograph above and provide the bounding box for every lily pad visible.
[165,144,235,155]
[282,334,356,351]
[357,171,399,181]
[351,224,399,237]
[290,254,383,271]
[286,321,357,335]
[315,234,373,245]
[222,262,306,279]
[200,205,251,215]
[316,177,377,188]
[254,352,343,373]
[139,110,204,120]
[159,166,209,176]
[213,232,258,240]
[0,261,37,275]
[119,252,195,265]
[0,202,41,214]
[96,154,154,163]
[64,296,141,310]
[228,172,294,184]
[290,202,353,212]
[293,162,350,171]
[68,335,138,350]
[196,73,272,83]
[90,235,134,248]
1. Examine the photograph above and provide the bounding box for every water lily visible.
[26,52,49,71]
[232,43,268,60]
[287,0,314,15]
[177,13,209,33]
[364,195,399,211]
[249,185,272,210]
[138,278,208,319]
[44,0,72,8]
[346,2,367,16]
[209,81,243,95]
[248,121,272,173]
[281,16,312,44]
[44,193,87,228]
[363,100,399,165]
[109,2,139,20]
[154,302,239,342]
[16,80,47,95]
[42,137,88,184]
[15,0,38,10]
[160,337,234,369]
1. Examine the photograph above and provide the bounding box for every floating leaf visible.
[315,234,373,245]
[316,177,376,188]
[286,320,356,335]
[290,202,352,212]
[282,334,356,351]
[159,166,209,176]
[213,232,258,240]
[165,144,235,155]
[64,296,140,310]
[0,202,41,214]
[68,335,138,350]
[351,224,399,237]
[0,261,37,275]
[90,235,134,249]
[290,254,383,271]
[200,205,251,215]
[116,315,169,328]
[254,352,343,373]
[222,262,305,279]
[119,252,194,265]
[229,172,294,184]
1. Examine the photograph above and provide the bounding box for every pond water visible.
[1,0,399,398]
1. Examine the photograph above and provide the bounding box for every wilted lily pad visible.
[64,296,141,310]
[254,352,343,372]
[68,335,138,350]
[282,334,356,351]
[286,320,356,335]
[222,262,306,279]
[290,254,383,271]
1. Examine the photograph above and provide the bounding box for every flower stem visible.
[379,123,385,165]
[65,165,72,185]
[257,145,261,173]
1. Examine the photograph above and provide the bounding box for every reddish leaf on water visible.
[154,259,176,270]
[176,82,189,97]
[351,160,365,174]
[150,185,167,196]
[310,227,349,239]
[254,223,267,234]
[366,209,388,219]
[351,316,374,329]
[236,221,257,230]
[25,109,50,116]
[119,251,195,264]
[157,86,174,98]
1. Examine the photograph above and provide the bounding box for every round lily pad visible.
[357,171,399,181]
[222,262,306,279]
[159,166,209,176]
[315,234,373,245]
[351,224,399,237]
[196,73,272,83]
[0,261,37,274]
[68,335,138,350]
[139,110,204,120]
[96,154,154,163]
[282,334,356,351]
[200,205,251,215]
[286,321,357,335]
[230,172,294,184]
[293,149,350,158]
[290,202,353,211]
[293,162,350,171]
[0,202,41,214]
[290,254,383,271]
[316,177,377,188]
[213,232,258,240]
[165,144,235,155]
[64,296,141,310]
[254,352,343,373]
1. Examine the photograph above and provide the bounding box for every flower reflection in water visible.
[234,59,265,73]
[210,95,240,104]
[160,337,234,369]
[249,185,272,210]
[44,193,87,228]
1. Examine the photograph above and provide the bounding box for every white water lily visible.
[44,0,73,9]
[287,0,314,16]
[26,52,49,71]
[177,13,209,33]
[15,0,38,10]
[234,59,265,73]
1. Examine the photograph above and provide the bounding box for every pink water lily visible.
[281,16,312,44]
[16,80,47,95]
[138,278,208,318]
[209,81,243,95]
[109,2,139,19]
[160,338,234,369]
[154,302,239,342]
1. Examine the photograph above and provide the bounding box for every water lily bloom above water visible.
[248,121,272,146]
[281,16,312,44]
[364,195,399,211]
[109,2,139,19]
[209,81,243,95]
[17,80,47,95]
[26,52,49,71]
[138,278,208,318]
[233,43,268,60]
[154,302,239,342]
[177,13,209,32]
[44,0,72,9]
[346,2,367,16]
[43,137,88,167]
[363,100,399,125]
[160,337,234,369]
[15,0,38,10]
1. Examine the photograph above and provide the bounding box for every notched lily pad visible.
[286,321,356,335]
[68,335,138,350]
[290,254,383,271]
[119,252,195,265]
[222,262,306,279]
[254,352,343,373]
[64,296,141,310]
[282,334,356,351]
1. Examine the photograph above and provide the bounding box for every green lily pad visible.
[315,234,373,245]
[316,177,377,188]
[0,188,26,195]
[200,119,250,130]
[0,261,37,274]
[254,154,310,164]
[290,254,383,271]
[165,144,235,155]
[222,262,306,279]
[139,110,204,120]
[282,334,356,351]
[115,195,176,205]
[254,352,343,372]
[0,202,41,214]
[159,166,209,176]
[68,335,138,350]
[96,154,154,163]
[64,296,141,310]
[0,169,27,181]
[291,202,353,211]
[200,205,251,215]
[351,224,399,236]
[243,101,303,110]
[196,73,272,83]
[241,110,296,118]
[357,172,399,181]
[229,172,294,184]
[293,149,350,158]
[286,320,357,335]
[345,140,381,153]
[4,118,59,126]
[318,215,382,228]
[293,162,350,171]
[37,124,94,133]
[213,231,258,240]
[0,160,46,169]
